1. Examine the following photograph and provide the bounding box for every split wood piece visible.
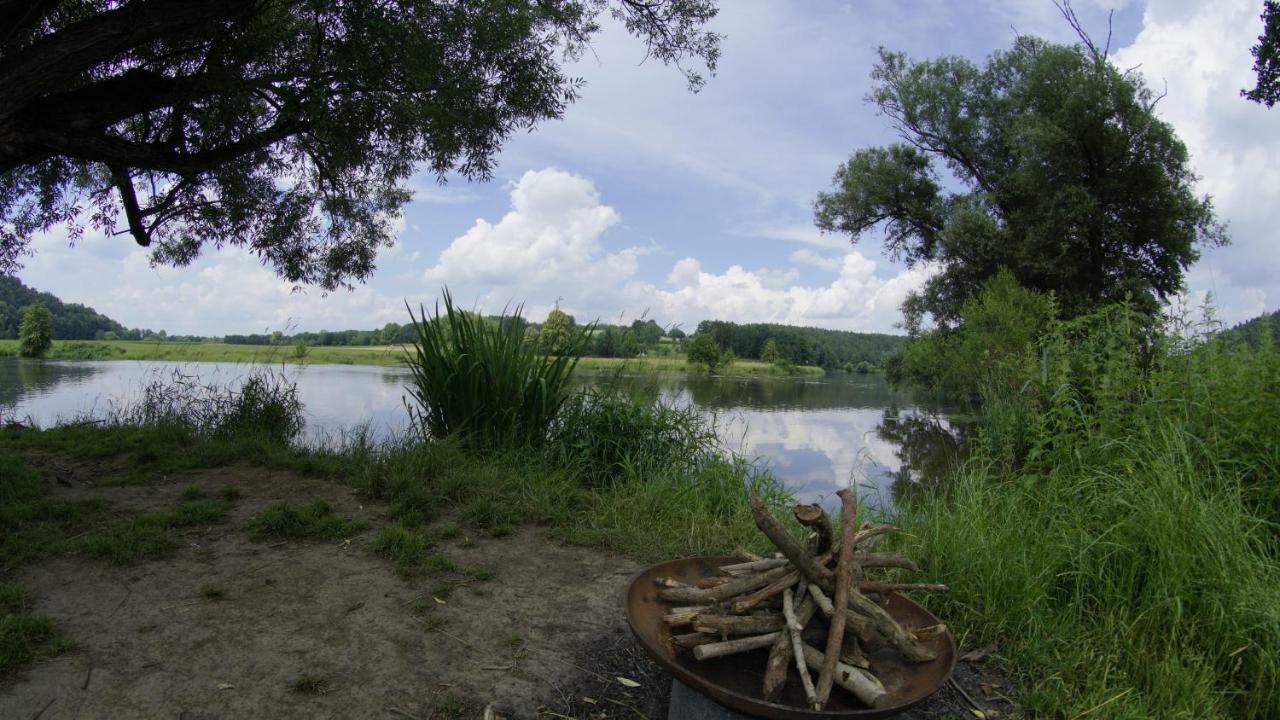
[793,503,834,555]
[783,586,817,709]
[733,547,763,563]
[800,643,891,709]
[845,588,937,662]
[762,584,818,700]
[851,523,898,550]
[748,496,834,586]
[691,631,781,661]
[672,632,718,650]
[694,613,785,636]
[719,557,789,576]
[663,606,712,627]
[858,581,948,595]
[728,570,800,614]
[815,487,858,710]
[695,576,736,589]
[805,584,876,643]
[910,623,949,642]
[654,576,691,589]
[658,564,795,604]
[855,552,920,573]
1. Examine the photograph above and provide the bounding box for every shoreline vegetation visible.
[0,338,827,377]
[4,294,1278,719]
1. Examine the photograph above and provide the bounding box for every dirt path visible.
[1,464,644,719]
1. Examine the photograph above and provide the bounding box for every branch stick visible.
[800,644,891,708]
[728,569,799,614]
[858,581,948,594]
[659,563,794,604]
[815,487,857,709]
[691,631,780,661]
[719,557,788,576]
[749,496,833,585]
[763,583,817,700]
[732,547,762,563]
[694,613,785,636]
[793,503,834,555]
[783,587,818,708]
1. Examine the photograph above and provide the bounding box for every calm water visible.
[0,359,961,508]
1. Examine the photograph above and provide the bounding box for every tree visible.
[814,33,1226,332]
[620,330,641,358]
[19,302,53,357]
[0,1,721,284]
[686,333,721,372]
[540,309,575,355]
[1244,1,1280,107]
[630,318,663,347]
[379,322,401,346]
[760,338,780,364]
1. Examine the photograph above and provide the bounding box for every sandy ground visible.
[2,460,1015,719]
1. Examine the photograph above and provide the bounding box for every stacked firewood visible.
[655,491,947,710]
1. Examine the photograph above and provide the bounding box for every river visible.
[0,358,962,508]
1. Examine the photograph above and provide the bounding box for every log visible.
[691,631,781,661]
[728,570,799,614]
[800,644,891,709]
[793,503,834,555]
[658,564,795,604]
[851,523,898,550]
[654,576,691,589]
[748,496,833,586]
[732,547,762,563]
[672,632,718,649]
[805,584,875,641]
[694,613,785,636]
[663,606,711,627]
[858,581,948,595]
[718,557,789,576]
[783,587,817,709]
[855,552,920,573]
[763,586,817,700]
[815,487,857,710]
[844,588,936,662]
[695,576,736,589]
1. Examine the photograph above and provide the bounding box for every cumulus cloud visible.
[1112,0,1280,323]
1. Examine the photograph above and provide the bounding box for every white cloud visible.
[1112,0,1280,324]
[789,248,843,273]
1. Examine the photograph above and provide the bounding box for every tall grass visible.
[120,367,303,445]
[403,289,591,447]
[896,303,1280,718]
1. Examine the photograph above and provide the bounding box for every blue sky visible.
[17,0,1278,335]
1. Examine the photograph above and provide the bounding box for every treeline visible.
[0,275,127,340]
[693,320,905,370]
[1218,309,1278,349]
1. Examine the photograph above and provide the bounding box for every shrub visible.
[403,288,590,448]
[18,303,52,358]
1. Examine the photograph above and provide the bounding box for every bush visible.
[124,368,303,445]
[403,288,590,448]
[18,303,52,358]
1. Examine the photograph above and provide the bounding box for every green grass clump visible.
[246,501,366,542]
[895,303,1280,719]
[81,498,230,564]
[289,673,329,695]
[0,584,69,677]
[403,288,590,448]
[0,448,109,568]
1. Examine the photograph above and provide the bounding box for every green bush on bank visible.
[895,285,1280,719]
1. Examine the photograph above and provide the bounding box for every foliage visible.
[17,302,52,358]
[403,288,590,448]
[815,38,1226,331]
[686,333,722,372]
[246,501,366,542]
[547,390,722,488]
[292,339,308,360]
[539,309,575,355]
[889,270,1058,402]
[0,1,720,282]
[1244,1,1280,106]
[630,318,665,348]
[695,319,904,369]
[899,310,1280,718]
[1217,308,1279,349]
[760,338,780,364]
[126,369,304,445]
[0,276,126,340]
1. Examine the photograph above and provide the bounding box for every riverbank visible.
[0,392,990,718]
[0,339,825,377]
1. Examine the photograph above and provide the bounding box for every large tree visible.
[0,0,719,285]
[1244,1,1280,107]
[814,31,1226,332]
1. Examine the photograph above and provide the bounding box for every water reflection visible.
[0,359,961,509]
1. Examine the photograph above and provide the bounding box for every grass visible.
[892,304,1280,719]
[245,501,366,542]
[0,584,64,677]
[289,673,330,695]
[81,497,231,564]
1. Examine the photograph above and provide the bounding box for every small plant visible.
[403,288,591,448]
[247,501,366,542]
[292,339,308,360]
[220,485,242,502]
[17,303,53,358]
[0,584,59,676]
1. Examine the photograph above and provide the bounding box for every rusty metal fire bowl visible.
[625,556,957,719]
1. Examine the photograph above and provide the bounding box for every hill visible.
[1218,309,1280,349]
[0,276,128,340]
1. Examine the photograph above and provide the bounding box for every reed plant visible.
[403,289,591,448]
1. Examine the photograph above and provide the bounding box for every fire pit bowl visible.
[625,556,957,719]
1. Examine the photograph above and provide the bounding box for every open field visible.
[0,339,825,376]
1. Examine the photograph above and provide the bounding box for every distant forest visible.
[695,320,906,370]
[1219,310,1279,348]
[0,276,127,340]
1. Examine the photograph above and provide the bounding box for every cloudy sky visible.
[16,0,1279,335]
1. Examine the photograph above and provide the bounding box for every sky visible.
[15,0,1280,336]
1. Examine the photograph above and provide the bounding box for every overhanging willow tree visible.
[0,0,719,284]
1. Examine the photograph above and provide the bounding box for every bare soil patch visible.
[2,458,1014,719]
